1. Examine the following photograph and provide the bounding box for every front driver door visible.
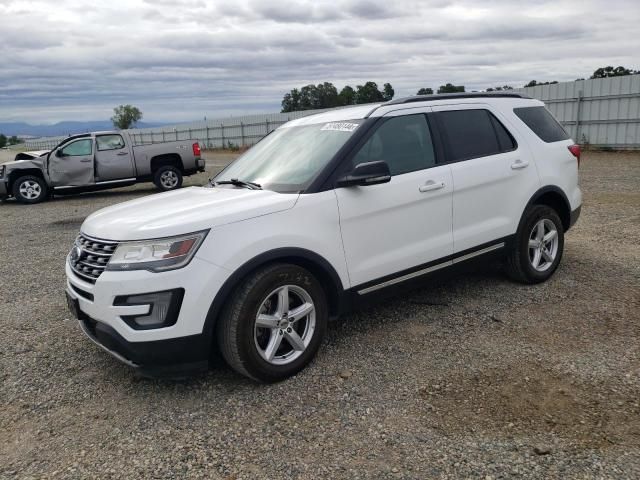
[335,112,453,290]
[48,138,95,187]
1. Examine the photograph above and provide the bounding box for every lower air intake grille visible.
[68,233,119,283]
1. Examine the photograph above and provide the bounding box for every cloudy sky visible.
[0,0,638,124]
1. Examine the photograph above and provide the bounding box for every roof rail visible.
[383,92,530,106]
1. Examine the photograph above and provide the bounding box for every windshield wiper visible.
[213,178,262,190]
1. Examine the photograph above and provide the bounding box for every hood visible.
[1,158,44,170]
[81,186,299,240]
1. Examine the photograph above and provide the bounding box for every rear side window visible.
[513,106,569,143]
[437,109,516,162]
[96,134,125,151]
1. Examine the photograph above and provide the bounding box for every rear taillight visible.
[568,144,581,167]
[192,142,201,157]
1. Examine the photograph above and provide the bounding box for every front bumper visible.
[65,255,230,373]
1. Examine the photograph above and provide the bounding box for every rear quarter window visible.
[513,106,570,143]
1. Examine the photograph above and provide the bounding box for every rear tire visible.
[505,205,564,284]
[217,264,328,383]
[12,175,48,204]
[153,166,183,191]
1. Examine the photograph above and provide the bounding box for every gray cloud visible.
[0,0,638,123]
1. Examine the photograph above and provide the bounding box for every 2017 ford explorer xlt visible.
[65,93,582,382]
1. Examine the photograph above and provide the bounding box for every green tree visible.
[382,83,394,101]
[590,65,637,78]
[8,135,20,145]
[524,80,558,88]
[111,104,143,130]
[338,86,356,106]
[281,88,301,112]
[437,83,465,94]
[0,134,6,149]
[355,81,385,104]
[316,82,341,108]
[417,87,433,95]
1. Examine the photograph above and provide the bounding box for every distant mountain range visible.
[0,121,170,137]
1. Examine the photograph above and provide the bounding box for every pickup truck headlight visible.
[106,230,208,273]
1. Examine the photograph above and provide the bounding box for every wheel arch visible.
[150,154,184,173]
[202,248,348,342]
[524,186,572,232]
[8,169,46,191]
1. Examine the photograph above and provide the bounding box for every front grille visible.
[68,233,119,283]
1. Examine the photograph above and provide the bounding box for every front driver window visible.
[352,114,436,176]
[61,139,92,157]
[96,135,125,151]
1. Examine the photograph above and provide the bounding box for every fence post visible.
[575,90,583,144]
[221,123,225,149]
[206,126,210,149]
[188,128,192,140]
[240,122,245,146]
[162,131,166,142]
[265,119,270,134]
[175,130,178,141]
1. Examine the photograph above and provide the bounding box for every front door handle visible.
[511,159,529,170]
[419,180,445,193]
[80,159,92,163]
[116,151,129,156]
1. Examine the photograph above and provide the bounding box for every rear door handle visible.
[419,180,445,193]
[80,159,92,163]
[511,159,529,170]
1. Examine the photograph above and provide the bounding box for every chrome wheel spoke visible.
[284,330,305,351]
[543,230,557,243]
[535,222,545,242]
[256,314,279,329]
[528,239,539,249]
[275,286,289,316]
[263,331,284,361]
[531,249,542,269]
[289,302,314,323]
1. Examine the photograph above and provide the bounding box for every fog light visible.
[114,289,184,330]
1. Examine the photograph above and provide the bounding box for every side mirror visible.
[55,149,63,157]
[336,161,391,187]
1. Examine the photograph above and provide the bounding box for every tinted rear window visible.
[513,106,569,143]
[438,109,515,162]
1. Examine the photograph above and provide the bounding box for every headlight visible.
[106,230,208,273]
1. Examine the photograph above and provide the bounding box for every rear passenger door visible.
[335,111,453,288]
[95,134,135,181]
[432,104,539,253]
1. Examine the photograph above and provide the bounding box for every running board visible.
[55,178,136,189]
[357,242,505,295]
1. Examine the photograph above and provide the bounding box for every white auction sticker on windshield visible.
[321,122,359,132]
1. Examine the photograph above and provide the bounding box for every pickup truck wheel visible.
[153,166,183,191]
[12,175,48,204]
[505,205,564,284]
[217,263,328,383]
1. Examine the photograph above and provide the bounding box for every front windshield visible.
[214,120,364,193]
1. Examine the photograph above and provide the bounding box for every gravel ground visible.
[1,151,639,479]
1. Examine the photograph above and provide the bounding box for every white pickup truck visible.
[0,131,205,203]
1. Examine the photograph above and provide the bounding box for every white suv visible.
[65,93,582,382]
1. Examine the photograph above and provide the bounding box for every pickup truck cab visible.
[0,131,205,203]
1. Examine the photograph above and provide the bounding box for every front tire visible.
[217,264,328,382]
[12,175,48,204]
[505,204,564,284]
[153,165,183,191]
